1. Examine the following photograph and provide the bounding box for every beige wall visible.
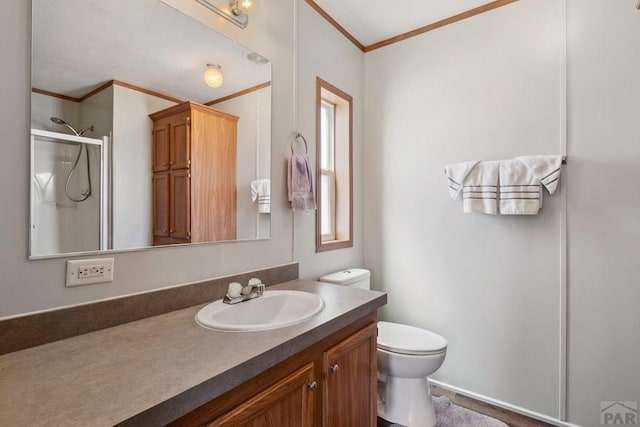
[294,1,366,280]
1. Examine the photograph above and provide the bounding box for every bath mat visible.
[390,396,508,427]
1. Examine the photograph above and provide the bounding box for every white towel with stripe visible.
[499,160,543,215]
[251,179,271,213]
[499,155,563,215]
[445,161,499,214]
[514,155,563,195]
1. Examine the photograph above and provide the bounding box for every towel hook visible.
[291,132,308,155]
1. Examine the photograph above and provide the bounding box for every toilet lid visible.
[377,321,447,356]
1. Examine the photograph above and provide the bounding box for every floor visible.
[377,384,557,427]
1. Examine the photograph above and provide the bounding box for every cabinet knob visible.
[308,381,317,391]
[162,162,167,166]
[169,161,174,165]
[331,364,339,374]
[169,229,174,234]
[162,229,167,233]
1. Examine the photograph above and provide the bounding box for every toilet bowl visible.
[377,321,447,427]
[318,269,448,427]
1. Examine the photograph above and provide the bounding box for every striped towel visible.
[499,155,563,215]
[251,179,271,213]
[499,160,543,215]
[445,161,499,215]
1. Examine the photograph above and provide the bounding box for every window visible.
[316,77,352,252]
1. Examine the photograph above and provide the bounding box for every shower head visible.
[50,117,80,136]
[50,117,93,136]
[50,117,67,125]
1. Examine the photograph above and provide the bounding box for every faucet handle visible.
[242,278,265,296]
[248,277,262,286]
[227,282,243,299]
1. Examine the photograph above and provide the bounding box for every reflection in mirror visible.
[30,0,271,258]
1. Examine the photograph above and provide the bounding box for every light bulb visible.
[232,0,255,14]
[240,0,254,9]
[204,64,223,88]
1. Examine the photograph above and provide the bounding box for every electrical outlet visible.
[66,258,114,287]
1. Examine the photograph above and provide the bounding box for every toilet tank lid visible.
[319,268,370,285]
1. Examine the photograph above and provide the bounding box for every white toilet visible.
[319,269,447,427]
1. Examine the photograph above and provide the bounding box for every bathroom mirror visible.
[30,0,271,258]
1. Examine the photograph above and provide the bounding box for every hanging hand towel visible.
[251,179,271,213]
[445,161,478,199]
[499,155,563,215]
[288,154,316,212]
[499,159,544,215]
[514,155,563,194]
[445,161,499,214]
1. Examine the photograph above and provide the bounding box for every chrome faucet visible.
[223,278,265,304]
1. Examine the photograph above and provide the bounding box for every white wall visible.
[364,0,564,419]
[566,0,640,425]
[0,0,295,317]
[365,0,640,425]
[112,85,175,249]
[294,1,365,280]
[214,86,271,240]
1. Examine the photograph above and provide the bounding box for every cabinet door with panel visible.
[169,116,191,170]
[169,169,191,242]
[152,172,170,239]
[323,322,377,427]
[208,363,316,427]
[152,125,169,172]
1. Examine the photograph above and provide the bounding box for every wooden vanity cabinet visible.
[171,314,378,427]
[150,102,238,245]
[323,323,378,427]
[207,363,316,427]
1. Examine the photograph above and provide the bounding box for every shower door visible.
[30,129,109,257]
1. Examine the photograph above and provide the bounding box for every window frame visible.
[315,77,353,252]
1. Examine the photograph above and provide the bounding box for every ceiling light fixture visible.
[195,0,256,29]
[204,64,224,88]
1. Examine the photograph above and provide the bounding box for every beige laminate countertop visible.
[0,280,386,426]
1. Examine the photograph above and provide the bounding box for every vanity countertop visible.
[0,280,386,426]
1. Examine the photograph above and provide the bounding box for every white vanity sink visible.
[195,290,325,332]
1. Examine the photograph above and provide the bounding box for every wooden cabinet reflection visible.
[150,102,238,245]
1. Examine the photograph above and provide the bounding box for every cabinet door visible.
[169,169,190,242]
[152,172,169,239]
[170,117,191,170]
[152,125,169,172]
[207,363,316,427]
[323,322,377,427]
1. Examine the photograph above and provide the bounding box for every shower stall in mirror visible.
[30,129,109,257]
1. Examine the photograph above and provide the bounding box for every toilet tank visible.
[319,268,370,290]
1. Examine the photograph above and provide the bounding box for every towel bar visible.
[291,132,308,155]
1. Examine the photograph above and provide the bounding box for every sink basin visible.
[195,290,325,332]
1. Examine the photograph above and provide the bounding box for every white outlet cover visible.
[66,258,114,287]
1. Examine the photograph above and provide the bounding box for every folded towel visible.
[514,155,563,194]
[445,161,478,199]
[445,161,499,214]
[251,179,271,213]
[288,154,316,212]
[499,159,543,215]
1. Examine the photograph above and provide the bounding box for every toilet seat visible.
[377,321,447,356]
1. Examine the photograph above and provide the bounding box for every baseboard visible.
[429,379,582,427]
